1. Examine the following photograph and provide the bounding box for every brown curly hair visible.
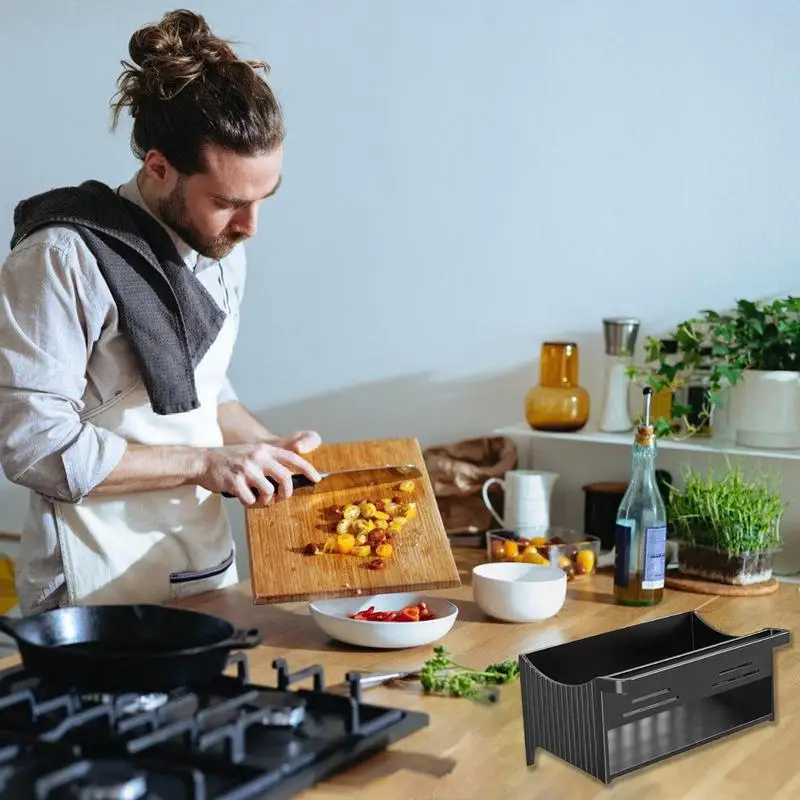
[110,9,284,174]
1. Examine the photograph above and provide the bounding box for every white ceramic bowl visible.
[308,593,458,649]
[472,562,567,623]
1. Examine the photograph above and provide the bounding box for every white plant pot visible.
[728,369,800,449]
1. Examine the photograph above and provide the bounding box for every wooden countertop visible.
[178,547,800,799]
[3,547,798,798]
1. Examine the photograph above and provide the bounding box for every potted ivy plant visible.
[667,462,785,585]
[629,296,800,448]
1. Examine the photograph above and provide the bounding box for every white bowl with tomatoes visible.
[308,593,458,649]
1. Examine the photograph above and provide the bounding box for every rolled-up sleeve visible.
[0,237,128,503]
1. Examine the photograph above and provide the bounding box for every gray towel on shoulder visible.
[10,180,225,415]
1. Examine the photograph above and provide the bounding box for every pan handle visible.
[217,627,262,650]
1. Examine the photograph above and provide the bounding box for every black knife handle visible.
[221,473,315,499]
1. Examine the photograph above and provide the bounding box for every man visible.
[0,9,321,614]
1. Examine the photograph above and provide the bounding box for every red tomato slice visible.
[349,603,436,622]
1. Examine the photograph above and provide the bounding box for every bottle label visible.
[614,521,634,588]
[642,525,667,589]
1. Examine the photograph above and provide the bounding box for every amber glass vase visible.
[525,342,590,432]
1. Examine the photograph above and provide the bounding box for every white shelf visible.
[494,422,800,461]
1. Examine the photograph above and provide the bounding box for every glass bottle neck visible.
[629,442,658,487]
[540,344,579,387]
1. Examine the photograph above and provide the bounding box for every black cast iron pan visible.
[0,604,261,693]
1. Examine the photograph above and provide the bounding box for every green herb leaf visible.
[626,295,800,441]
[417,647,520,700]
[484,660,521,683]
[668,462,787,555]
[644,337,663,362]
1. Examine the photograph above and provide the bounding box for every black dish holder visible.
[520,610,790,784]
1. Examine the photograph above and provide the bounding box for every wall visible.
[1,2,799,578]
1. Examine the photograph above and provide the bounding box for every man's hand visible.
[198,442,322,507]
[268,430,322,455]
[90,401,324,504]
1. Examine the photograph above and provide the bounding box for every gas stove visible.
[0,653,428,799]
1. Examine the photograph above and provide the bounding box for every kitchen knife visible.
[221,464,421,499]
[350,670,420,688]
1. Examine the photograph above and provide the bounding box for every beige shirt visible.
[0,173,247,613]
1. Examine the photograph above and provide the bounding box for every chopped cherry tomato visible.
[398,606,420,621]
[417,601,435,620]
[375,542,394,559]
[348,602,436,622]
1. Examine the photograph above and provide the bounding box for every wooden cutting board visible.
[665,572,779,596]
[243,437,461,604]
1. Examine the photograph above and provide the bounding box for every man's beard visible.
[157,178,246,261]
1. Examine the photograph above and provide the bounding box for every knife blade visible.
[221,464,421,500]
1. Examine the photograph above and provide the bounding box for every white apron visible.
[53,313,239,606]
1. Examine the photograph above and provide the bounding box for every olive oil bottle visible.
[613,387,667,606]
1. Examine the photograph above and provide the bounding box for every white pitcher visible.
[481,470,559,530]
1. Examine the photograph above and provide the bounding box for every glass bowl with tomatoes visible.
[486,526,600,581]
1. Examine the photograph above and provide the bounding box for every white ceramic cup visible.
[481,470,558,530]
